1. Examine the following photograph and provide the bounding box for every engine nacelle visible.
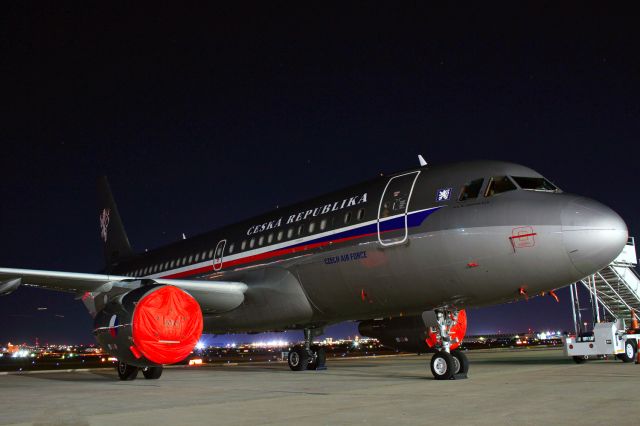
[94,285,203,367]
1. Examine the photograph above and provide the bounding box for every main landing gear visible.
[287,328,327,371]
[428,309,469,380]
[116,361,163,381]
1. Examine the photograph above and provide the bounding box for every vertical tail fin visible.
[97,176,133,269]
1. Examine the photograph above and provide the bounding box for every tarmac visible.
[1,348,639,426]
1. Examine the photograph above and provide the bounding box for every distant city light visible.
[195,341,206,350]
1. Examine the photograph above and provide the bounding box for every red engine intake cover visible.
[132,286,203,365]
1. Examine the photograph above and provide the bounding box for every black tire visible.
[430,351,455,380]
[308,346,326,370]
[451,350,469,375]
[618,340,636,363]
[288,347,310,371]
[116,361,139,381]
[142,366,163,379]
[573,356,587,364]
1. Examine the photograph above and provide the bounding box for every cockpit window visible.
[484,176,516,197]
[511,176,558,192]
[458,178,484,201]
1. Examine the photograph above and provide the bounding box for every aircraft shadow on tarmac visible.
[471,357,571,365]
[16,371,121,382]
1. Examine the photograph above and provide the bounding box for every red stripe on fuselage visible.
[161,231,378,279]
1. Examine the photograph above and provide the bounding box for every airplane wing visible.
[0,267,247,314]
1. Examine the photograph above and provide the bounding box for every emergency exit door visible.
[213,239,226,271]
[377,171,420,246]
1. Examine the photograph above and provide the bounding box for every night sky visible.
[1,3,639,345]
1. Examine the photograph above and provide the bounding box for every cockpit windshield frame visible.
[511,176,560,193]
[484,176,517,197]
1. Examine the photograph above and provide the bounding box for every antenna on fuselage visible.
[418,154,428,167]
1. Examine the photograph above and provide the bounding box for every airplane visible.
[0,160,628,380]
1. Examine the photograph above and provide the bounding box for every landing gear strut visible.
[287,328,326,371]
[428,309,468,380]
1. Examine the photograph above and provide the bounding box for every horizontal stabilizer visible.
[0,278,22,295]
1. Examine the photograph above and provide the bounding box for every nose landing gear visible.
[426,309,469,380]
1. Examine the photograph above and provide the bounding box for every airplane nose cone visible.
[562,197,628,275]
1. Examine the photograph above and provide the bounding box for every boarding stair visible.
[580,238,640,325]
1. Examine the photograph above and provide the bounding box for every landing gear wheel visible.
[307,345,326,370]
[142,366,163,379]
[116,361,139,381]
[573,356,587,364]
[451,350,469,376]
[618,340,636,363]
[430,351,455,380]
[288,347,311,371]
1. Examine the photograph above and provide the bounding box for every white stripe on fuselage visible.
[143,207,440,279]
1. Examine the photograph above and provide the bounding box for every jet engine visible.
[93,285,203,367]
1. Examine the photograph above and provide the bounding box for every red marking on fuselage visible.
[510,232,537,239]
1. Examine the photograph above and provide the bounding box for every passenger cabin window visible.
[485,176,517,197]
[287,228,294,239]
[308,222,316,233]
[258,235,264,246]
[459,178,484,201]
[216,245,224,256]
[241,240,246,250]
[344,211,352,224]
[228,243,235,254]
[267,233,273,244]
[297,224,304,236]
[511,176,558,192]
[357,208,365,220]
[319,219,327,231]
[249,238,255,248]
[277,230,283,241]
[208,249,214,258]
[195,254,200,262]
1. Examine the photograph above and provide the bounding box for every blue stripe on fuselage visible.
[289,206,442,249]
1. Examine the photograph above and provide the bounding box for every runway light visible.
[189,358,203,366]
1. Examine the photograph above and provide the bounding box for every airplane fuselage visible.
[110,161,628,334]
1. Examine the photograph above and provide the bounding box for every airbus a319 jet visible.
[0,160,627,380]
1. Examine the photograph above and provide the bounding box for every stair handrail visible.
[607,266,640,304]
[580,280,617,318]
[595,270,635,313]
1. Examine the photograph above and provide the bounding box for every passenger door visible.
[377,171,420,246]
[213,239,226,271]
